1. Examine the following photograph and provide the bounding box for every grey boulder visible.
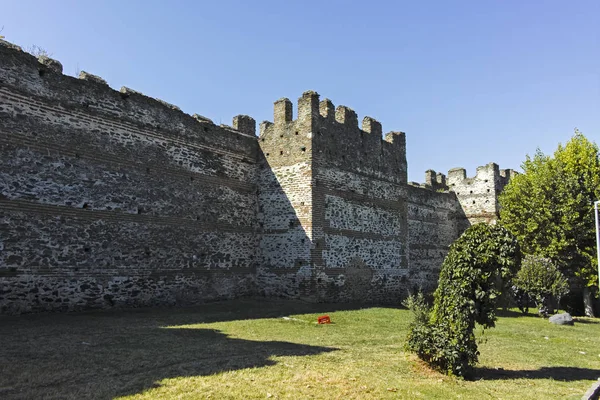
[549,313,574,325]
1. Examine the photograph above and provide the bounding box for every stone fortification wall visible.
[406,163,517,290]
[256,95,314,298]
[258,91,410,302]
[446,163,515,224]
[311,93,409,302]
[0,41,259,313]
[406,184,467,292]
[0,38,516,314]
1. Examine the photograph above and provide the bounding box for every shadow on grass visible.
[75,297,373,325]
[0,299,345,400]
[573,318,600,324]
[495,309,534,318]
[476,366,600,381]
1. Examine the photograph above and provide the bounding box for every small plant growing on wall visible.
[405,223,520,378]
[26,44,52,58]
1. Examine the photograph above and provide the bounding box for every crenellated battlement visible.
[0,39,256,142]
[422,170,448,190]
[335,105,358,126]
[419,162,516,193]
[362,116,382,136]
[446,162,516,190]
[319,98,335,119]
[259,91,407,183]
[446,163,516,223]
[414,162,517,225]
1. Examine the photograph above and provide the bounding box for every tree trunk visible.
[583,287,596,317]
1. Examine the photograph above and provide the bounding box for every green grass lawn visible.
[0,299,598,399]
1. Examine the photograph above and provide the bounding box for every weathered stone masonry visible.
[0,40,514,313]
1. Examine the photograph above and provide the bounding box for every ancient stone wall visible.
[0,41,259,313]
[256,91,409,302]
[406,185,467,292]
[312,94,409,302]
[256,96,314,298]
[0,39,516,314]
[405,163,516,291]
[446,163,515,224]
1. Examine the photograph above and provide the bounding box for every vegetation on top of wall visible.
[26,44,52,58]
[405,223,521,378]
[499,130,600,317]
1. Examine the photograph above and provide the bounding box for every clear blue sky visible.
[3,0,598,182]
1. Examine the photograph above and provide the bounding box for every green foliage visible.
[402,291,430,325]
[499,131,600,291]
[405,224,520,377]
[513,255,569,317]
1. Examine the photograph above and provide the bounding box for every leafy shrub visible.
[513,255,569,317]
[405,224,520,377]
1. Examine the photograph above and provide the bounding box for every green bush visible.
[405,224,520,378]
[513,255,569,317]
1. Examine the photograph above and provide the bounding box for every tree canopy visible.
[499,131,600,293]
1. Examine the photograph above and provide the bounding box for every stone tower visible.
[258,91,409,302]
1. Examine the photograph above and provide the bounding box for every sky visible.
[2,0,598,182]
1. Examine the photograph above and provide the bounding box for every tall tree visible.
[499,131,600,316]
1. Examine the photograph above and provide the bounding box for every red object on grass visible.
[317,315,331,324]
